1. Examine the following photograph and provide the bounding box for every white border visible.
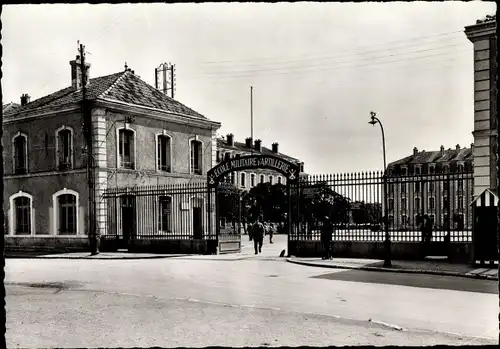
[55,125,74,170]
[52,188,80,235]
[116,124,137,170]
[12,132,29,174]
[9,190,34,235]
[155,131,173,172]
[189,136,204,175]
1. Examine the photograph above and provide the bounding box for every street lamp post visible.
[369,111,391,268]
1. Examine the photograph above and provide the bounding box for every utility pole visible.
[79,43,99,255]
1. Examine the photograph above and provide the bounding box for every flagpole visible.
[251,86,254,155]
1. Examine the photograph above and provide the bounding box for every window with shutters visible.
[118,128,135,169]
[190,140,202,175]
[56,127,73,171]
[157,134,172,172]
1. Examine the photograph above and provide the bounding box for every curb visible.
[22,254,192,260]
[286,258,499,281]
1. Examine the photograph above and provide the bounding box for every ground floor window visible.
[158,196,172,233]
[14,196,31,235]
[58,194,77,234]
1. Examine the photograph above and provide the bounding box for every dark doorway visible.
[121,195,136,248]
[192,199,203,239]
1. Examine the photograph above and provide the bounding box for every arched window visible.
[190,139,203,175]
[13,132,28,174]
[156,133,172,172]
[53,189,79,235]
[56,126,73,171]
[117,127,136,169]
[9,191,33,235]
[158,196,172,233]
[277,176,282,184]
[250,173,256,187]
[240,173,246,188]
[269,175,274,184]
[259,174,265,184]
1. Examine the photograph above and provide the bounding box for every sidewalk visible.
[30,252,190,260]
[286,257,499,281]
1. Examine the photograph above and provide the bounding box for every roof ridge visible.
[98,71,128,99]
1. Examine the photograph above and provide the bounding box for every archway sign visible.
[207,154,300,187]
[207,154,301,255]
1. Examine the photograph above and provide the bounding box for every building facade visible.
[216,133,305,190]
[464,14,497,196]
[386,145,474,230]
[3,54,221,249]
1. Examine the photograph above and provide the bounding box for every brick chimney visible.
[456,144,460,151]
[272,142,279,153]
[254,139,262,152]
[470,143,474,152]
[413,147,418,156]
[226,134,234,147]
[245,137,253,149]
[69,55,91,90]
[20,94,31,106]
[440,145,444,155]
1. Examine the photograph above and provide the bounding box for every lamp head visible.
[368,111,377,125]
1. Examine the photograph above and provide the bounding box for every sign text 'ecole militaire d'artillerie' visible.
[208,155,299,185]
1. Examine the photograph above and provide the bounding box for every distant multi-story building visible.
[464,14,497,197]
[216,133,305,190]
[386,145,474,230]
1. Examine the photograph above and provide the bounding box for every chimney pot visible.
[272,142,279,153]
[440,145,444,154]
[226,134,234,147]
[70,55,91,90]
[413,147,418,156]
[456,144,460,150]
[470,143,474,150]
[254,139,262,152]
[20,94,31,106]
[245,137,253,149]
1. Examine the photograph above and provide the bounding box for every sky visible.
[2,2,497,175]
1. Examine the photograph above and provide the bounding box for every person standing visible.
[268,222,275,244]
[253,217,265,254]
[321,216,333,260]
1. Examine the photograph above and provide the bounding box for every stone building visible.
[386,145,474,230]
[464,14,497,196]
[216,133,305,190]
[3,54,221,251]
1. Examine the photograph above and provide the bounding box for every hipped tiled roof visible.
[3,102,21,113]
[217,138,300,163]
[5,70,206,119]
[388,147,473,168]
[476,14,496,24]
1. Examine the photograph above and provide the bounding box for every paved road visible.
[5,235,498,347]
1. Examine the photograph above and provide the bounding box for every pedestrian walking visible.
[268,222,275,244]
[321,216,333,260]
[253,217,265,254]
